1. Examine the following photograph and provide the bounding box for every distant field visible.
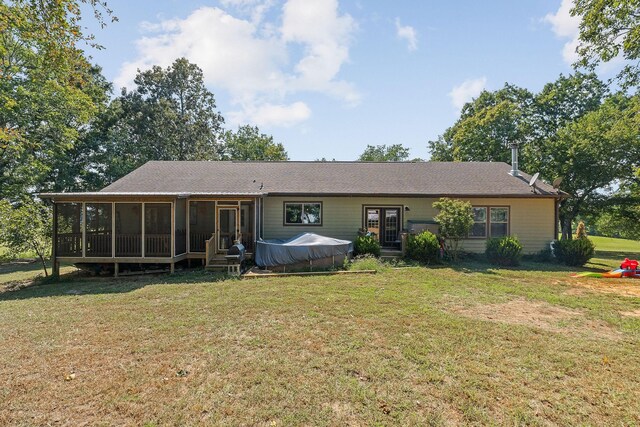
[590,235,640,253]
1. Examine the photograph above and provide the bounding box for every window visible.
[470,207,487,237]
[469,206,510,238]
[284,202,322,225]
[490,207,509,237]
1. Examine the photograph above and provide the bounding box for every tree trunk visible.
[36,249,48,277]
[560,216,573,240]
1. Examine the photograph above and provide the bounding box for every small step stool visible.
[227,264,241,275]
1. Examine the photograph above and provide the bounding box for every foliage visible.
[552,238,596,267]
[346,255,388,272]
[405,231,439,264]
[573,0,640,89]
[0,0,115,200]
[221,125,288,161]
[358,144,410,161]
[429,84,535,166]
[485,236,523,266]
[575,221,588,239]
[353,235,381,257]
[433,198,474,261]
[0,199,52,276]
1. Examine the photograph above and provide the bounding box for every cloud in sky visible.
[115,0,358,127]
[543,0,580,64]
[395,18,417,51]
[449,77,487,110]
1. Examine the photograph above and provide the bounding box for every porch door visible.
[365,207,401,248]
[217,207,239,252]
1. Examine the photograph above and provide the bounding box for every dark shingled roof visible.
[97,161,563,198]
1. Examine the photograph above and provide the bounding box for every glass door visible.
[383,208,400,247]
[217,207,239,252]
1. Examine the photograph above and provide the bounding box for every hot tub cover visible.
[255,233,353,267]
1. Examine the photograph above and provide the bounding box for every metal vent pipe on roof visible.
[509,142,519,177]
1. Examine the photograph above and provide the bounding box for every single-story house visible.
[40,160,566,275]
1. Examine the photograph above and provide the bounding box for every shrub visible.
[432,198,474,261]
[552,238,595,266]
[347,255,387,272]
[485,236,523,266]
[405,231,439,264]
[354,234,381,257]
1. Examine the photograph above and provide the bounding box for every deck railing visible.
[86,232,112,257]
[116,234,142,257]
[57,233,82,256]
[205,233,216,266]
[189,232,212,252]
[145,234,171,257]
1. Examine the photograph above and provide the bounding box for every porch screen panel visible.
[115,203,142,257]
[240,201,254,252]
[189,201,215,252]
[56,203,82,256]
[145,203,171,257]
[175,199,186,255]
[85,203,112,257]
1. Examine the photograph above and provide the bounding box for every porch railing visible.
[205,233,216,266]
[145,234,171,257]
[57,233,82,256]
[116,234,142,257]
[86,232,112,257]
[189,232,212,252]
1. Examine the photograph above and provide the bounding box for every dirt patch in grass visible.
[620,309,640,318]
[564,279,640,298]
[452,298,621,340]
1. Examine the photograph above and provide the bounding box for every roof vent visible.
[509,142,519,177]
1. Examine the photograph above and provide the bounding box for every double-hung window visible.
[284,202,322,225]
[469,206,509,238]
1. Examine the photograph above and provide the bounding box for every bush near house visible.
[485,236,523,266]
[553,238,596,266]
[405,230,439,264]
[354,235,381,257]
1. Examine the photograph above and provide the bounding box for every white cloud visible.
[543,0,580,64]
[395,18,417,51]
[114,0,358,127]
[449,77,487,110]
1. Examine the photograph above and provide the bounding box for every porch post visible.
[51,202,59,278]
[141,202,145,258]
[170,200,175,273]
[81,202,86,258]
[186,199,190,254]
[111,202,116,258]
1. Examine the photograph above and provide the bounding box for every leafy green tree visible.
[0,0,115,200]
[429,84,535,166]
[433,198,474,261]
[533,94,640,239]
[573,0,640,89]
[90,58,225,185]
[358,144,411,161]
[0,199,52,277]
[221,125,288,161]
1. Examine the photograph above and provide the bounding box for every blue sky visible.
[80,0,603,160]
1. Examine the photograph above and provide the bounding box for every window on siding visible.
[470,207,487,237]
[490,207,509,237]
[284,202,322,225]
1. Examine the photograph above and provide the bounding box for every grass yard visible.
[2,250,640,425]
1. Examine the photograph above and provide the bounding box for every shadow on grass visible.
[0,268,229,302]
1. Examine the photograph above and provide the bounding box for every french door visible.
[365,207,401,248]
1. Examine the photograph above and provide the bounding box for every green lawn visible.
[591,235,640,253]
[1,255,640,425]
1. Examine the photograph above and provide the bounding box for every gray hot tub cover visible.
[255,233,353,267]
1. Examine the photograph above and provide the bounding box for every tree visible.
[573,0,640,89]
[358,144,411,161]
[535,94,640,239]
[0,0,115,200]
[429,84,535,167]
[0,199,52,277]
[221,125,288,161]
[432,198,474,261]
[91,58,225,185]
